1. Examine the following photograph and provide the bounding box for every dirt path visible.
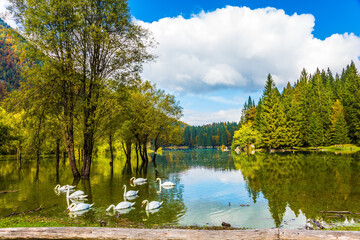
[0,227,360,239]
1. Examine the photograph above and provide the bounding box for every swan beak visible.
[66,209,70,213]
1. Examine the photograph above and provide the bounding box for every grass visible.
[291,144,360,154]
[0,215,145,228]
[326,226,360,231]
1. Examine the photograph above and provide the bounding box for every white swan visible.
[141,200,163,210]
[54,184,75,192]
[156,178,175,187]
[106,201,135,211]
[67,202,94,212]
[122,185,138,197]
[130,177,147,185]
[66,187,87,199]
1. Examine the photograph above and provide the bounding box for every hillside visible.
[0,18,23,97]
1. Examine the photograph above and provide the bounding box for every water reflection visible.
[1,150,360,229]
[232,151,360,228]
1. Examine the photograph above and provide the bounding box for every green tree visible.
[232,122,261,153]
[9,0,153,178]
[258,74,286,150]
[330,100,350,145]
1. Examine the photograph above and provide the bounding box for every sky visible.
[1,0,360,125]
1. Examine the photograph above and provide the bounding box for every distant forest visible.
[0,18,24,96]
[181,122,238,147]
[233,62,360,151]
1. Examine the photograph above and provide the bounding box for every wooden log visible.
[320,211,352,214]
[0,190,18,194]
[3,206,43,218]
[310,219,324,229]
[0,228,360,240]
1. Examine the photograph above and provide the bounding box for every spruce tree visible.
[259,74,286,150]
[330,100,350,145]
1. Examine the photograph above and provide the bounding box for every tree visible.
[9,0,153,178]
[232,122,261,153]
[330,100,350,145]
[258,74,286,150]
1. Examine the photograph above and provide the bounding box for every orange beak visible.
[67,209,70,213]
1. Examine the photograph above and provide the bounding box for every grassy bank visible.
[294,144,360,154]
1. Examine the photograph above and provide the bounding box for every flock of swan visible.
[54,177,175,215]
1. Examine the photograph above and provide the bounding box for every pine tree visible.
[341,62,360,144]
[258,74,286,150]
[281,82,301,148]
[330,100,350,145]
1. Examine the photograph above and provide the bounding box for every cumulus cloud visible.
[182,108,242,126]
[140,6,360,94]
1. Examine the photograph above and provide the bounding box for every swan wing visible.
[162,181,175,186]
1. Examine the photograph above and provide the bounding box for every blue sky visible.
[1,0,360,125]
[127,0,360,125]
[129,0,360,40]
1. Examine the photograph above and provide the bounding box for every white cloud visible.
[0,0,18,29]
[182,108,241,126]
[140,6,360,94]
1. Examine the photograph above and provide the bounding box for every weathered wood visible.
[320,211,352,214]
[0,228,359,240]
[0,190,18,194]
[309,220,324,229]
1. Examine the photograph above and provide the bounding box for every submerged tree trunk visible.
[65,124,81,179]
[109,133,114,167]
[135,143,139,172]
[82,131,94,178]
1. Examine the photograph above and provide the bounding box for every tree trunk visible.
[135,143,139,172]
[56,139,60,165]
[109,134,114,167]
[65,124,81,179]
[82,133,94,178]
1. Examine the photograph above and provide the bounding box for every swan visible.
[66,187,87,199]
[141,200,163,210]
[130,177,147,185]
[54,184,75,192]
[105,201,135,211]
[122,185,138,197]
[67,202,94,212]
[156,178,175,187]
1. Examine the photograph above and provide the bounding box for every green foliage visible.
[181,122,238,147]
[231,122,261,152]
[241,63,360,150]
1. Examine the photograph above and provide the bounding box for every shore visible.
[1,227,360,240]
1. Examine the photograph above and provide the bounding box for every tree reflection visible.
[233,152,360,227]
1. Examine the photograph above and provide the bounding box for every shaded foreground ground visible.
[1,228,360,240]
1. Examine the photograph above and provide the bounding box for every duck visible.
[156,178,175,187]
[67,202,94,212]
[105,201,135,211]
[141,199,163,210]
[122,185,138,197]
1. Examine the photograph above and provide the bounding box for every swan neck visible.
[123,185,127,196]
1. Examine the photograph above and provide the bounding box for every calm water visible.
[1,149,360,229]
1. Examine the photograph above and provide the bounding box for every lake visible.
[1,149,360,229]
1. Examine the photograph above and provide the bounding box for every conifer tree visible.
[341,62,360,144]
[258,74,286,150]
[330,100,350,145]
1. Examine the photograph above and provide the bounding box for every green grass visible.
[292,144,360,154]
[0,215,100,228]
[326,226,360,231]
